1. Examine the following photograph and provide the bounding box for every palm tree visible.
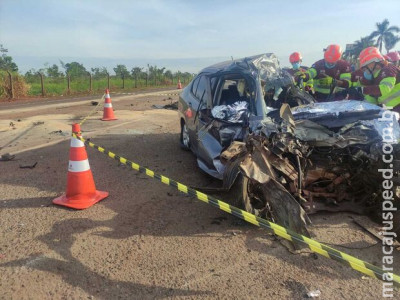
[384,34,400,53]
[353,36,376,57]
[370,19,400,52]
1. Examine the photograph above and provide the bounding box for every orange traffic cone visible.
[177,80,182,89]
[102,89,117,121]
[53,123,109,209]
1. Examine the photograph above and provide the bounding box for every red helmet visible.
[324,44,342,64]
[359,47,384,68]
[289,52,302,63]
[386,51,400,62]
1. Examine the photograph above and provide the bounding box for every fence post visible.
[146,73,148,87]
[135,73,137,88]
[88,72,92,93]
[37,72,45,97]
[107,72,110,90]
[6,71,14,99]
[67,74,71,95]
[122,74,125,89]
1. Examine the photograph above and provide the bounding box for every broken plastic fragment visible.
[307,290,321,298]
[0,153,15,161]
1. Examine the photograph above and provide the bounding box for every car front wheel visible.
[225,174,269,218]
[241,176,271,218]
[180,121,190,150]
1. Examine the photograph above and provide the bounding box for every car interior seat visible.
[228,85,240,98]
[223,85,240,105]
[220,89,230,105]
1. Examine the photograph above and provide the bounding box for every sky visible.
[0,0,399,74]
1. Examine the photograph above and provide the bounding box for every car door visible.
[195,73,255,179]
[186,74,212,153]
[183,75,201,147]
[195,75,228,179]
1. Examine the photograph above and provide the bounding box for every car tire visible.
[241,176,269,217]
[180,121,190,151]
[223,174,246,209]
[226,174,267,218]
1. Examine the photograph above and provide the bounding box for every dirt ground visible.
[0,89,399,299]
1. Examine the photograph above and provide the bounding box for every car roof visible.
[198,53,281,79]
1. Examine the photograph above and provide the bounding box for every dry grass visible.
[0,72,30,99]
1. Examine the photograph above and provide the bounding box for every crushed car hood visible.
[222,101,400,241]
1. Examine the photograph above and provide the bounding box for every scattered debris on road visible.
[19,162,38,169]
[49,130,63,135]
[306,289,321,298]
[0,153,15,161]
[152,101,178,110]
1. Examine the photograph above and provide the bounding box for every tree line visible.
[0,45,194,98]
[22,61,193,84]
[343,18,399,62]
[0,44,193,86]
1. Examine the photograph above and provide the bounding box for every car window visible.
[191,76,201,96]
[195,76,208,100]
[218,78,250,104]
[210,77,218,98]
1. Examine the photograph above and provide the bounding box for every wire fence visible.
[0,71,193,99]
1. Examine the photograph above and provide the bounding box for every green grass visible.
[0,73,193,99]
[9,75,190,98]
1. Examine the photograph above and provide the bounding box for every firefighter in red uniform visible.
[285,52,313,92]
[355,47,400,115]
[348,68,365,100]
[385,51,400,68]
[298,44,352,102]
[286,52,308,76]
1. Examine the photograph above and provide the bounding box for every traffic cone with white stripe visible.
[177,79,182,89]
[53,123,108,209]
[101,89,117,121]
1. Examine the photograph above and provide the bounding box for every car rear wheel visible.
[180,121,190,150]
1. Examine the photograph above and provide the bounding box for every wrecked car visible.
[178,53,400,239]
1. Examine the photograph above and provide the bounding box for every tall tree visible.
[113,64,129,79]
[131,67,144,78]
[131,67,144,88]
[147,64,156,80]
[353,36,376,57]
[155,67,165,83]
[24,68,37,82]
[370,19,400,52]
[384,34,400,53]
[164,70,173,82]
[174,71,182,81]
[47,64,63,78]
[60,61,87,77]
[91,67,108,79]
[0,44,18,72]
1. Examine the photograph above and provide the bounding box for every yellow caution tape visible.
[73,133,400,285]
[79,94,105,126]
[155,93,180,96]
